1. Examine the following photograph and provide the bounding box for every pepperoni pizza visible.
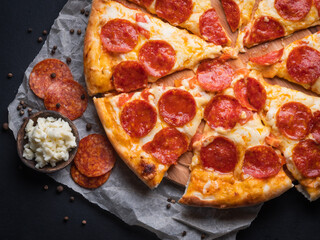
[83,0,224,96]
[237,0,320,51]
[248,31,320,94]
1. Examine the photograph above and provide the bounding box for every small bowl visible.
[17,110,79,173]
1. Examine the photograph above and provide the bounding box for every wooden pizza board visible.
[164,0,320,186]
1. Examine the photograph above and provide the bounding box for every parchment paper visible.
[7,0,262,239]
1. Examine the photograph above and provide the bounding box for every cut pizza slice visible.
[237,0,320,51]
[248,31,320,95]
[257,75,320,200]
[126,0,231,45]
[84,0,223,96]
[94,82,212,188]
[179,70,293,208]
[220,0,255,32]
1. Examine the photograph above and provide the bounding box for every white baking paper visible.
[7,0,262,239]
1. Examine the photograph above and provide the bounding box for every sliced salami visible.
[29,59,73,99]
[101,19,138,53]
[113,61,148,93]
[311,110,320,143]
[117,92,134,108]
[221,0,240,32]
[135,13,150,39]
[243,145,282,179]
[293,139,320,178]
[142,127,188,165]
[44,79,88,120]
[276,102,312,140]
[200,136,238,173]
[120,100,157,138]
[246,77,267,111]
[286,46,320,84]
[197,59,234,92]
[244,16,285,46]
[199,8,229,45]
[204,95,242,130]
[249,48,284,66]
[155,0,193,25]
[74,134,116,178]
[158,89,196,127]
[315,0,320,15]
[274,0,312,21]
[138,40,176,77]
[71,164,111,189]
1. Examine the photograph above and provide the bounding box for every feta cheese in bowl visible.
[17,111,79,173]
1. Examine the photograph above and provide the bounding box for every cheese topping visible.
[23,117,77,169]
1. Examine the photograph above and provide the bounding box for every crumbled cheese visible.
[23,117,77,169]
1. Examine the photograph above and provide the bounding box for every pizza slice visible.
[84,0,223,96]
[179,70,293,208]
[94,82,212,188]
[220,0,255,32]
[248,31,320,95]
[237,0,320,51]
[126,0,231,46]
[257,75,320,201]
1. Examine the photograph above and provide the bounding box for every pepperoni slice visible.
[274,0,311,21]
[239,106,254,125]
[244,16,285,46]
[249,48,284,66]
[71,164,111,189]
[138,40,176,77]
[113,61,148,93]
[142,127,188,165]
[74,134,116,178]
[120,100,157,138]
[276,102,312,140]
[286,46,320,84]
[101,19,138,53]
[293,139,320,178]
[246,77,267,111]
[315,0,320,15]
[196,59,234,92]
[158,89,196,127]
[117,93,134,108]
[199,8,229,45]
[29,59,73,99]
[243,145,282,179]
[311,110,320,143]
[135,13,151,39]
[221,0,240,32]
[44,80,88,120]
[155,0,193,25]
[204,95,242,130]
[200,137,238,173]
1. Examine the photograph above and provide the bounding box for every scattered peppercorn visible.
[171,199,176,204]
[27,108,32,113]
[27,28,33,33]
[70,196,75,202]
[20,100,25,105]
[82,220,87,225]
[2,122,9,131]
[7,73,13,79]
[77,29,82,35]
[50,73,56,79]
[42,30,48,36]
[17,105,22,111]
[57,185,64,193]
[167,198,172,202]
[201,233,206,239]
[51,49,56,55]
[70,29,75,34]
[66,57,72,64]
[64,216,69,222]
[43,185,49,190]
[81,94,85,100]
[22,104,27,109]
[85,11,90,17]
[182,231,187,237]
[38,37,43,43]
[80,8,85,14]
[19,110,25,116]
[166,204,171,209]
[53,45,57,50]
[86,123,92,131]
[56,103,61,109]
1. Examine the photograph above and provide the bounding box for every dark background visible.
[1,0,319,239]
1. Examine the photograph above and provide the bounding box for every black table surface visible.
[1,1,320,239]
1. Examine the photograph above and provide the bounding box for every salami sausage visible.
[311,110,320,143]
[249,48,284,66]
[158,89,196,127]
[221,0,240,32]
[274,0,312,21]
[29,58,73,99]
